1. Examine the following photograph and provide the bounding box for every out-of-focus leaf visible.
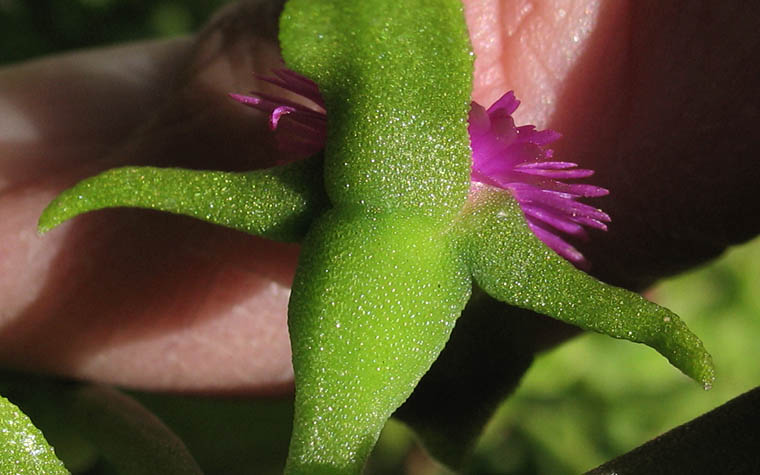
[588,386,760,474]
[65,385,203,475]
[1,375,202,475]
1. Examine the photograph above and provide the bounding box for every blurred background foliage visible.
[1,1,759,474]
[441,235,760,474]
[0,0,233,65]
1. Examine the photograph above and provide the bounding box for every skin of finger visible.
[0,0,303,394]
[0,38,193,192]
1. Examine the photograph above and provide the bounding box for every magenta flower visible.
[229,69,327,161]
[468,93,610,269]
[231,70,609,268]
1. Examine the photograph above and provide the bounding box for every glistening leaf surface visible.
[38,157,326,242]
[287,212,471,474]
[459,186,715,387]
[279,0,474,473]
[280,0,473,215]
[0,395,68,474]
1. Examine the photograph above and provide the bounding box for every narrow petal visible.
[514,161,580,170]
[542,181,610,198]
[270,105,295,129]
[230,72,327,158]
[509,183,611,223]
[514,167,596,179]
[265,69,325,108]
[523,128,562,145]
[528,222,588,268]
[521,204,589,238]
[570,215,609,231]
[487,90,520,115]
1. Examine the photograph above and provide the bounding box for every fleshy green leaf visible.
[278,0,474,472]
[287,212,471,474]
[39,156,326,242]
[459,185,715,387]
[0,394,69,474]
[280,0,473,216]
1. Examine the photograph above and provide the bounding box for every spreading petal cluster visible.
[230,70,326,160]
[232,70,609,267]
[468,93,609,268]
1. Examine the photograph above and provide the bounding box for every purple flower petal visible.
[230,72,327,161]
[487,90,521,116]
[542,181,610,198]
[469,91,610,268]
[258,69,325,108]
[270,106,296,129]
[570,216,609,232]
[514,168,596,179]
[508,184,611,223]
[529,223,590,270]
[514,162,580,170]
[520,204,589,238]
[525,129,563,145]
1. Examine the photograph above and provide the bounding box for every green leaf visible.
[286,212,471,474]
[0,394,69,474]
[65,385,203,475]
[278,0,475,472]
[458,185,715,387]
[280,0,473,216]
[38,156,327,242]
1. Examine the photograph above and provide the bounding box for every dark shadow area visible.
[395,289,579,470]
[588,386,760,474]
[546,2,760,290]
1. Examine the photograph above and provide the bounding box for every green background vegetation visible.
[2,1,758,473]
[0,0,232,65]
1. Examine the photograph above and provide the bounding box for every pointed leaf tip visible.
[38,159,326,242]
[459,186,715,386]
